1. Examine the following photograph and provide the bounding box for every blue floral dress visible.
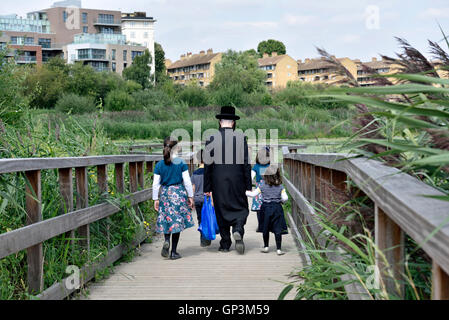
[251,163,270,211]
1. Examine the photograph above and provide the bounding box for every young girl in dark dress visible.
[251,147,270,232]
[152,137,195,260]
[246,165,289,255]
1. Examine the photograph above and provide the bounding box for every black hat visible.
[215,106,240,120]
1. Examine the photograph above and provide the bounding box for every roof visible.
[357,60,390,70]
[297,58,335,71]
[257,55,287,67]
[167,52,221,69]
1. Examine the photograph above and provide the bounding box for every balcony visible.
[73,33,126,45]
[93,18,121,26]
[40,43,64,50]
[16,55,37,63]
[0,17,51,33]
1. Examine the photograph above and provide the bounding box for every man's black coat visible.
[204,127,252,229]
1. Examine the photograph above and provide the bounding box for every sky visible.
[2,0,449,62]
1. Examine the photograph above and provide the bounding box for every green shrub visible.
[177,85,210,107]
[132,89,176,108]
[213,83,246,107]
[105,89,135,111]
[55,93,96,114]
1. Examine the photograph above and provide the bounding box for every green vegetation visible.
[257,39,287,56]
[281,33,449,300]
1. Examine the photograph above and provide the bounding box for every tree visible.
[123,49,152,88]
[154,42,169,84]
[257,39,286,56]
[210,50,266,94]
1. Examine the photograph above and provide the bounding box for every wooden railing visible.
[0,154,176,299]
[282,149,449,300]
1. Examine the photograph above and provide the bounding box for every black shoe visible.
[161,240,170,258]
[218,247,230,252]
[233,232,245,254]
[200,236,212,247]
[170,252,182,260]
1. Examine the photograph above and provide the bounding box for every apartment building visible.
[0,13,62,64]
[258,52,298,89]
[121,12,156,78]
[65,33,146,74]
[166,49,222,86]
[356,57,401,86]
[0,1,152,75]
[297,57,357,85]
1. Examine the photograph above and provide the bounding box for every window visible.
[112,62,116,72]
[83,26,88,33]
[101,27,114,34]
[144,32,148,38]
[98,14,114,24]
[131,50,143,60]
[124,62,127,69]
[130,32,135,39]
[123,50,127,61]
[111,49,116,60]
[63,11,67,22]
[38,38,51,48]
[82,12,88,24]
[25,37,34,45]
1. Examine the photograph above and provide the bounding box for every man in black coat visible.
[204,106,252,254]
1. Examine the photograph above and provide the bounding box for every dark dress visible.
[258,182,288,236]
[204,127,252,249]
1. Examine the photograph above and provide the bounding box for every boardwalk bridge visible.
[0,143,448,300]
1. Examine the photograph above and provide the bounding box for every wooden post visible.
[146,161,154,174]
[58,168,74,245]
[25,170,43,294]
[375,204,405,298]
[75,167,89,252]
[129,162,138,193]
[314,166,321,207]
[136,162,144,190]
[97,165,109,249]
[432,262,449,300]
[310,164,316,206]
[115,163,125,193]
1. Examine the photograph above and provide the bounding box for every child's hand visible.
[188,197,194,209]
[154,200,159,211]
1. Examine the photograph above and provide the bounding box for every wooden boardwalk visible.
[85,203,302,300]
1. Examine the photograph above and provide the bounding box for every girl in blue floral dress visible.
[251,147,270,232]
[152,137,195,260]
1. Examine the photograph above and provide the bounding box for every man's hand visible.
[204,192,212,197]
[188,197,194,209]
[154,200,159,211]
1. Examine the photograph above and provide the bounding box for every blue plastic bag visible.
[198,195,219,240]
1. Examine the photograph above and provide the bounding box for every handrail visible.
[0,152,199,299]
[282,149,449,299]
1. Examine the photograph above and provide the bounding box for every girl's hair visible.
[163,137,178,165]
[256,146,270,165]
[263,165,282,186]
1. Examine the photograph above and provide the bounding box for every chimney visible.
[305,58,310,63]
[372,57,377,62]
[297,59,302,64]
[263,53,269,58]
[199,50,205,56]
[187,52,192,58]
[180,54,186,60]
[271,52,277,57]
[207,48,213,54]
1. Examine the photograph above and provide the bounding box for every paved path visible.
[86,204,303,300]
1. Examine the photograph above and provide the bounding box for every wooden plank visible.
[25,170,43,294]
[375,204,404,298]
[136,162,144,189]
[145,161,154,173]
[115,163,125,193]
[0,188,153,259]
[129,162,138,193]
[58,168,74,245]
[432,262,449,300]
[75,167,89,251]
[97,165,109,249]
[0,155,163,174]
